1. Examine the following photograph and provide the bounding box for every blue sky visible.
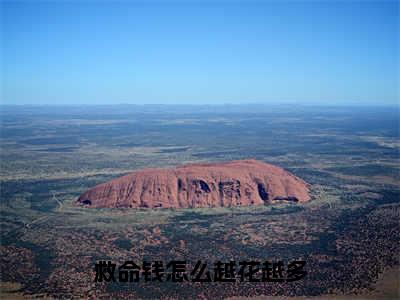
[2,1,398,106]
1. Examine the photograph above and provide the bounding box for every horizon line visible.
[1,102,399,108]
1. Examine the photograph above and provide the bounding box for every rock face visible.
[77,159,310,209]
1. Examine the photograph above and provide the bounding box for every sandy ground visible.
[228,266,399,300]
[1,267,398,299]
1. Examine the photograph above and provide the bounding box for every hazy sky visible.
[2,1,398,106]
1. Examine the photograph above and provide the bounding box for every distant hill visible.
[77,159,310,209]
